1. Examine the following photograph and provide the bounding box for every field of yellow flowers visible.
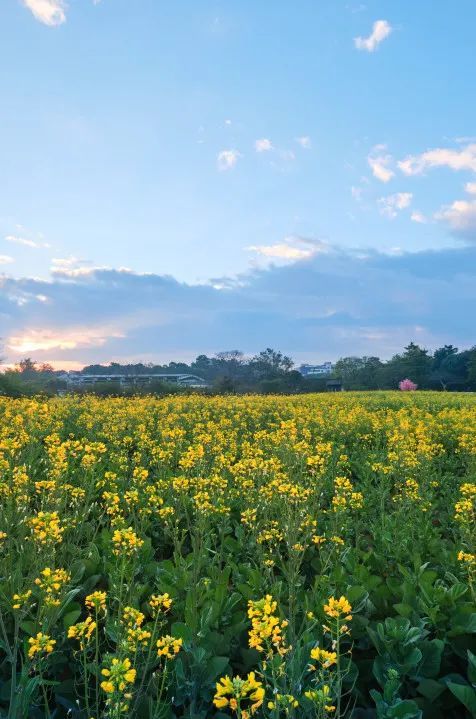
[0,392,475,719]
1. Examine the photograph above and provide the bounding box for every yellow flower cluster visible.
[213,672,265,717]
[29,511,64,545]
[248,595,289,656]
[12,589,32,610]
[112,527,144,555]
[455,483,476,524]
[149,593,172,615]
[85,590,107,612]
[28,632,56,659]
[310,646,337,669]
[332,476,363,512]
[122,606,151,650]
[101,656,136,696]
[34,567,70,607]
[304,685,336,713]
[156,635,183,659]
[324,595,352,621]
[68,616,97,649]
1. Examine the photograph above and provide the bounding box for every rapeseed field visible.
[0,393,475,718]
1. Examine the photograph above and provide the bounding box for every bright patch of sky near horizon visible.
[0,0,476,365]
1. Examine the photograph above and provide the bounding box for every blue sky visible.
[1,0,476,367]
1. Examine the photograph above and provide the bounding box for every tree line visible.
[333,343,476,391]
[1,343,476,397]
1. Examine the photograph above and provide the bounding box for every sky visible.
[1,0,476,368]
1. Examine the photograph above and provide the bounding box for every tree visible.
[333,357,366,389]
[465,348,476,390]
[430,345,469,390]
[16,358,38,376]
[213,351,245,382]
[384,343,432,389]
[250,348,293,379]
[333,356,383,390]
[38,363,55,374]
[215,350,244,364]
[399,378,418,391]
[432,345,458,370]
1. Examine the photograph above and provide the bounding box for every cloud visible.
[217,149,241,171]
[7,327,124,353]
[435,199,476,240]
[411,211,428,224]
[278,150,296,162]
[368,145,394,182]
[379,192,413,218]
[5,234,50,249]
[247,236,328,264]
[465,182,476,195]
[354,20,392,52]
[399,143,476,175]
[0,255,14,265]
[2,243,475,365]
[22,0,67,26]
[255,138,273,153]
[295,136,312,149]
[247,244,314,260]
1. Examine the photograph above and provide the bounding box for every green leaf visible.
[63,609,81,629]
[19,621,37,636]
[447,681,476,716]
[171,621,193,641]
[468,650,476,685]
[394,603,413,618]
[417,639,444,678]
[0,680,11,702]
[417,678,445,702]
[451,611,476,635]
[205,656,230,682]
[387,700,422,719]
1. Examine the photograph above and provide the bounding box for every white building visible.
[298,362,333,377]
[59,372,208,388]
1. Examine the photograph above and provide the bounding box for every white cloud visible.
[435,198,476,238]
[7,327,124,353]
[399,143,476,175]
[22,0,67,26]
[255,138,273,153]
[247,235,328,263]
[295,136,312,149]
[351,185,363,200]
[217,149,241,171]
[354,20,392,52]
[465,181,476,195]
[411,211,428,224]
[368,145,395,182]
[278,149,296,162]
[5,234,50,249]
[379,192,412,218]
[248,243,315,261]
[51,256,82,268]
[0,255,14,265]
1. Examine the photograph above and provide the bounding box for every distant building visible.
[58,372,209,389]
[326,379,343,392]
[298,362,334,377]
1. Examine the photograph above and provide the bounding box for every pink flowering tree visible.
[399,378,418,391]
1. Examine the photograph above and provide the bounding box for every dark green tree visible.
[250,348,293,379]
